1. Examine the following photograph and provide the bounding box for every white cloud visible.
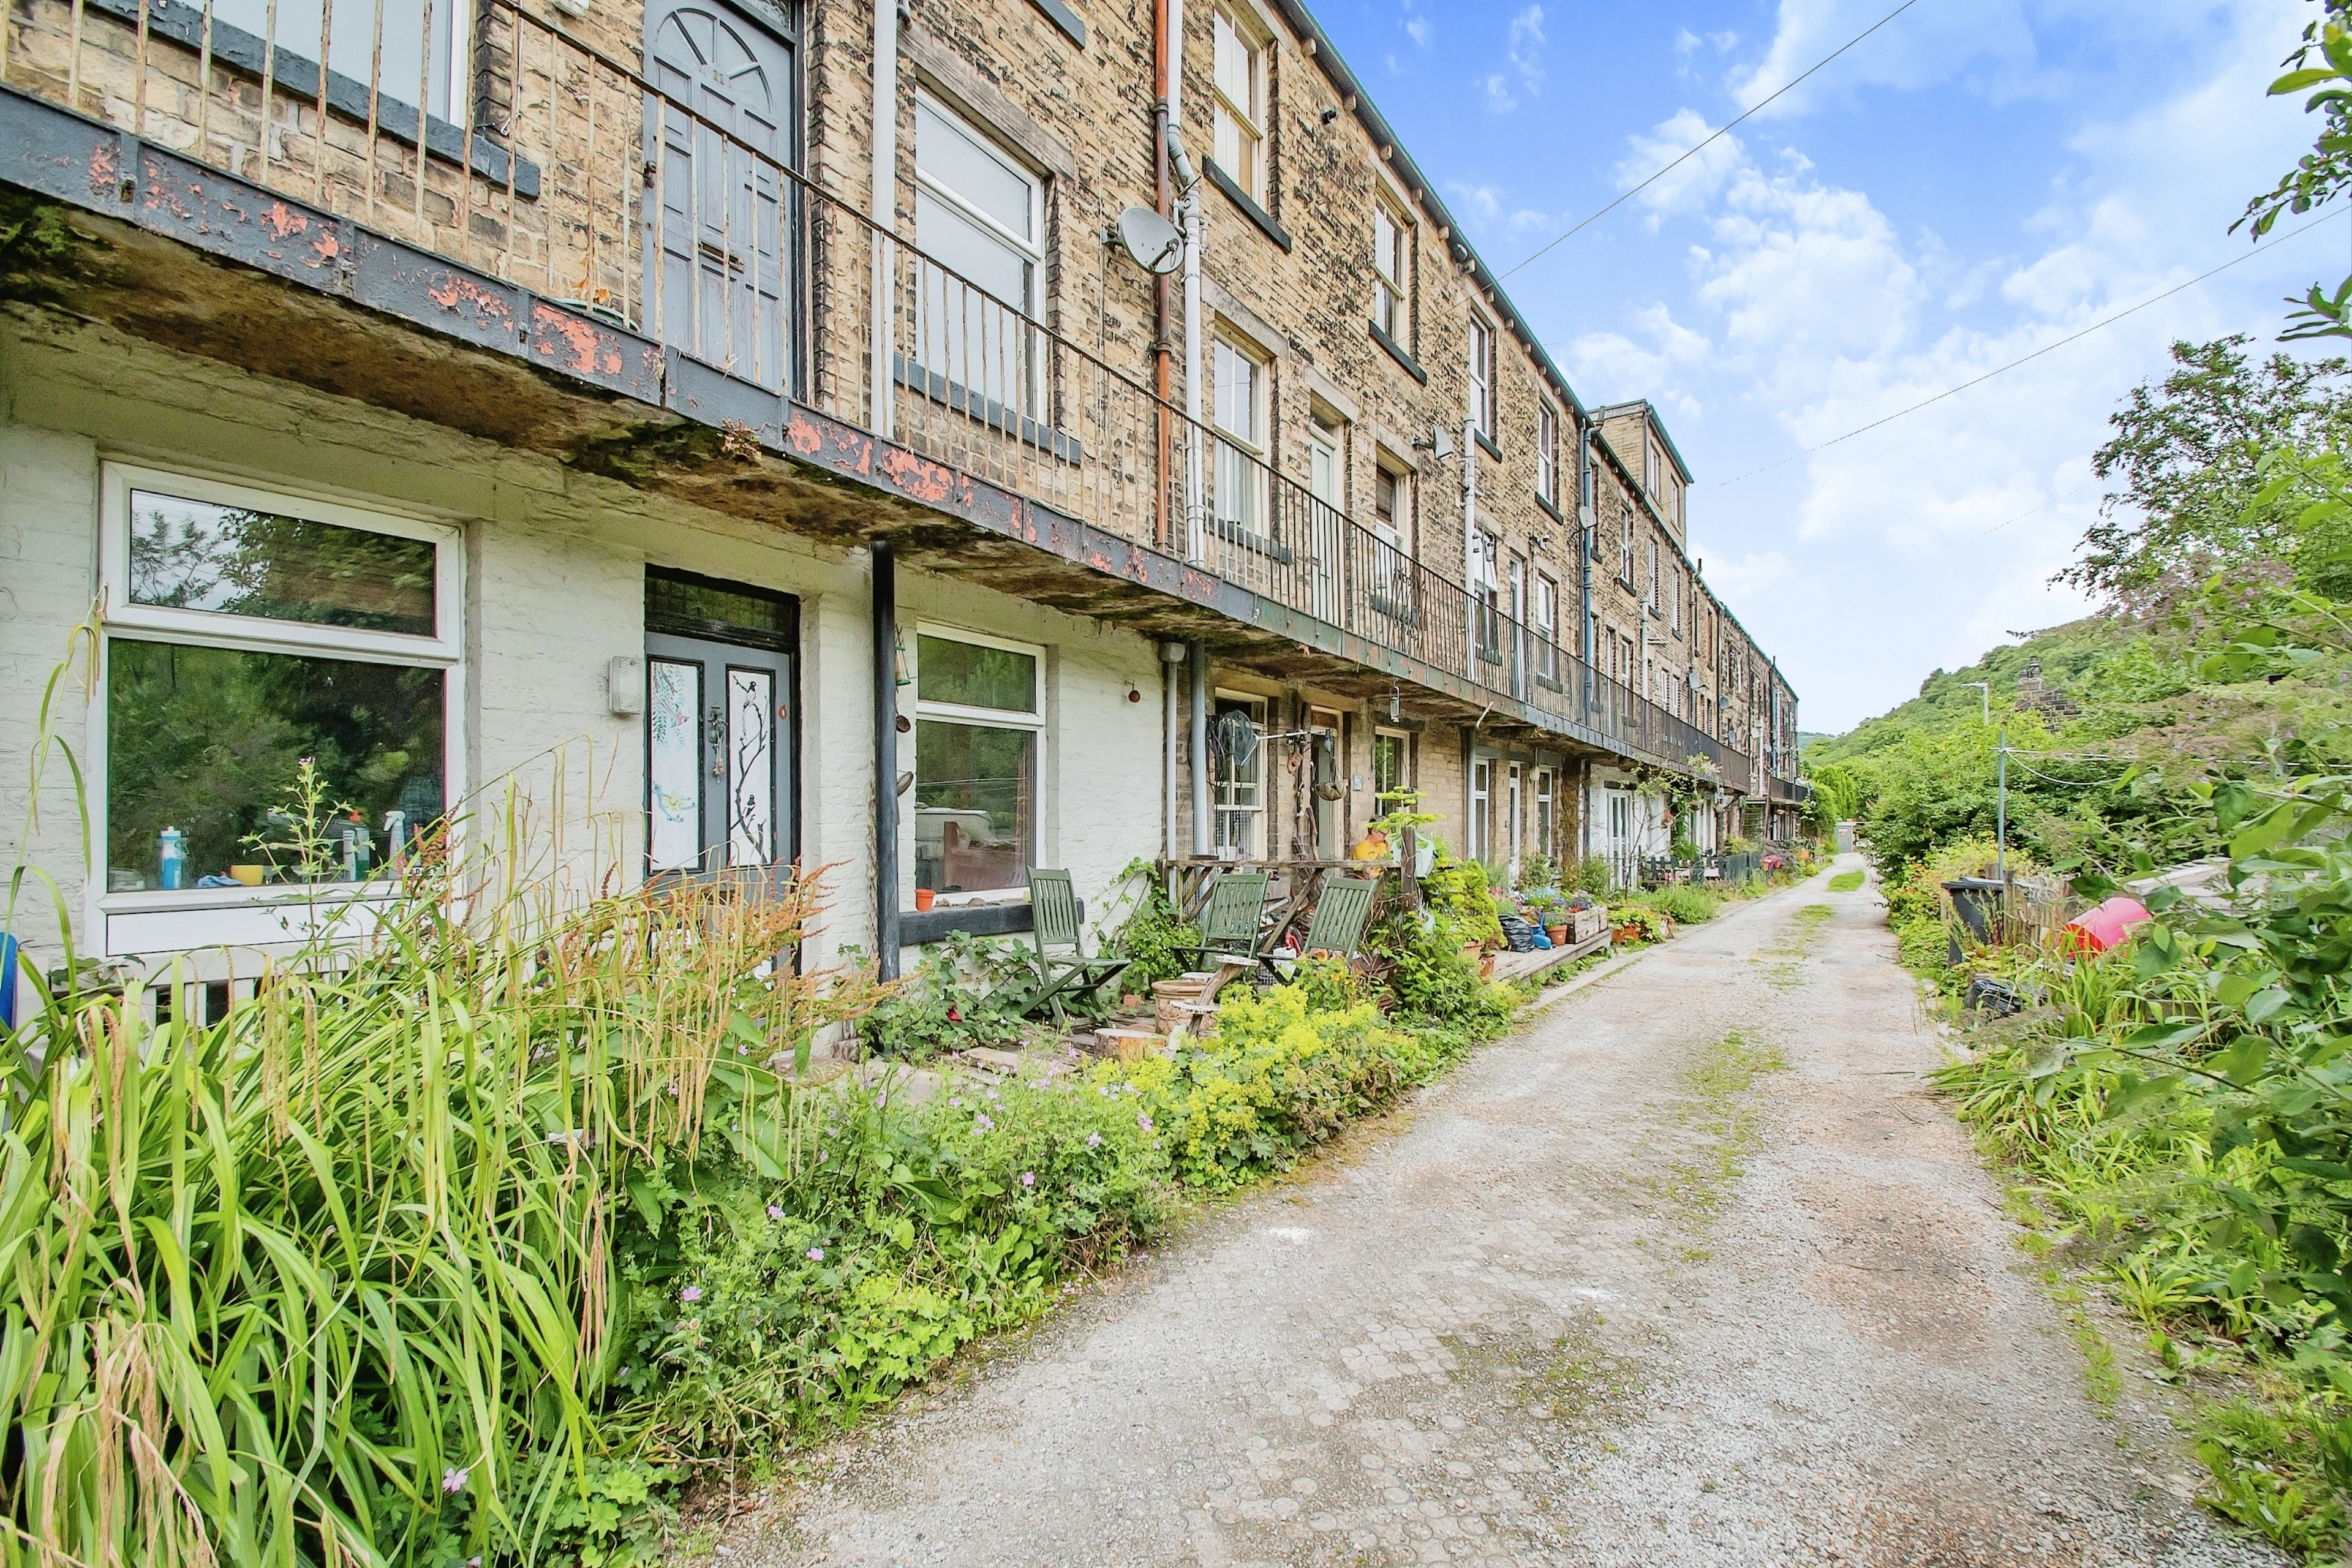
[1510,5,1547,94]
[1581,0,2320,728]
[1447,181,1503,224]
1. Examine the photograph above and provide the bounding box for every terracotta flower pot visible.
[1545,924,1568,945]
[913,888,937,912]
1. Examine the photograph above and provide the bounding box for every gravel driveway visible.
[729,857,2283,1567]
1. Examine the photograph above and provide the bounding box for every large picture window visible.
[98,466,461,901]
[913,629,1041,897]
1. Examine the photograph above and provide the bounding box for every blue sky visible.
[1306,0,2341,732]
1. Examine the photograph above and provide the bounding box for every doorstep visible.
[1490,928,1613,986]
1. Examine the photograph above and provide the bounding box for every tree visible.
[2241,1,2352,336]
[2059,336,2352,606]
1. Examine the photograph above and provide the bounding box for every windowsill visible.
[1476,645,1506,666]
[1368,590,1421,626]
[101,882,401,912]
[922,888,1030,910]
[1024,0,1087,44]
[894,354,1083,463]
[1368,320,1427,383]
[1204,159,1292,251]
[1535,672,1564,692]
[1206,516,1295,564]
[83,0,540,197]
[1534,492,1564,524]
[1475,429,1503,462]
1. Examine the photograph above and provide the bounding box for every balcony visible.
[0,0,1754,786]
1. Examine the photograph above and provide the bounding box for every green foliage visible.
[1570,856,1616,896]
[1369,915,1515,1043]
[1419,859,1505,951]
[859,930,1036,1061]
[1611,903,1669,945]
[2240,4,2352,339]
[1827,870,1865,892]
[1632,883,1719,926]
[1105,873,1200,992]
[1517,851,1562,892]
[1118,984,1446,1191]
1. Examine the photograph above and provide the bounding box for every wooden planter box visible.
[1571,907,1605,944]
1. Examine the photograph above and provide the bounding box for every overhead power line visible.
[1497,0,1926,283]
[1707,206,2350,492]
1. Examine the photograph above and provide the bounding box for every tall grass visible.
[1,717,881,1565]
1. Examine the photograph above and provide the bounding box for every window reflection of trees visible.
[127,492,435,636]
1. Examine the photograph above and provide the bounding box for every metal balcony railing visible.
[2,0,1757,786]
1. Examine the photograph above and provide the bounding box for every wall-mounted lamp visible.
[1319,106,1340,126]
[1388,682,1403,723]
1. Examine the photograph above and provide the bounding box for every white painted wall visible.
[0,321,1167,983]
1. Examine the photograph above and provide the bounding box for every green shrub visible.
[1372,916,1514,1040]
[1105,873,1201,991]
[1571,856,1616,896]
[1419,860,1505,949]
[1637,883,1719,925]
[1612,904,1669,944]
[1120,984,1444,1190]
[860,930,1036,1060]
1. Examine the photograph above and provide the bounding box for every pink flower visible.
[1085,1132,1102,1148]
[767,1204,784,1219]
[443,1467,469,1494]
[1137,1114,1153,1131]
[679,1285,702,1303]
[807,1246,825,1262]
[974,1114,995,1133]
[1020,1172,1035,1187]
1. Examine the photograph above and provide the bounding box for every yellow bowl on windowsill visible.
[228,864,266,888]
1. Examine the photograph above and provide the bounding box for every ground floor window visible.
[1213,693,1267,855]
[1372,729,1412,801]
[913,628,1043,895]
[99,464,461,894]
[1534,768,1555,858]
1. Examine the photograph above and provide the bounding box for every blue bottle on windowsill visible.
[157,826,186,892]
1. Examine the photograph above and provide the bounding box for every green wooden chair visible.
[1171,871,1272,973]
[1261,876,1378,982]
[1021,869,1132,1027]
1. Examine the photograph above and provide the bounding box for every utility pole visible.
[1961,680,1989,726]
[1995,726,2008,883]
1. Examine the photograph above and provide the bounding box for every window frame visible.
[1372,197,1410,341]
[1211,6,1268,204]
[1531,570,1559,683]
[1211,690,1269,856]
[1469,755,1494,862]
[1468,314,1496,441]
[1210,331,1273,541]
[1536,401,1558,507]
[1618,506,1635,589]
[912,92,1046,314]
[912,623,1047,905]
[91,462,467,939]
[1371,727,1414,799]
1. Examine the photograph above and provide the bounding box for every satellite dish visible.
[1115,205,1185,276]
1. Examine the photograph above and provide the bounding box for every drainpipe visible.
[868,0,899,439]
[871,540,900,980]
[1460,415,1478,678]
[1166,72,1205,564]
[1577,424,1596,724]
[1161,642,1187,861]
[1189,639,1211,856]
[1153,0,1175,551]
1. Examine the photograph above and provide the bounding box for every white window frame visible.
[1373,199,1409,340]
[1532,570,1559,682]
[1468,314,1496,440]
[1211,332,1272,540]
[1212,690,1269,856]
[1618,507,1635,588]
[913,91,1046,316]
[1645,440,1661,499]
[1470,755,1494,862]
[1536,402,1558,507]
[1371,727,1412,798]
[1671,566,1683,633]
[913,623,1047,907]
[1212,7,1267,203]
[91,462,467,952]
[1534,767,1555,856]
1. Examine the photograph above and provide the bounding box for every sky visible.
[1305,0,2345,733]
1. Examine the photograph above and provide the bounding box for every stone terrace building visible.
[0,0,1803,1003]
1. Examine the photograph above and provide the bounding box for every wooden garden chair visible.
[1170,870,1272,976]
[1259,876,1378,984]
[1020,869,1132,1027]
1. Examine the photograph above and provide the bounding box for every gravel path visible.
[729,856,2283,1567]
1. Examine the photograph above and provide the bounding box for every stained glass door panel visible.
[644,631,793,884]
[648,657,703,873]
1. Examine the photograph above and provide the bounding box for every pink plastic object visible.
[2063,895,2152,954]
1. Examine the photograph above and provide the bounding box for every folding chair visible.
[1171,871,1272,974]
[1256,876,1379,984]
[1022,869,1133,1027]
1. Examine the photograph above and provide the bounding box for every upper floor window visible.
[914,94,1046,415]
[1644,440,1662,498]
[1618,507,1634,588]
[1536,402,1558,507]
[1468,315,1496,440]
[1648,538,1660,611]
[1213,9,1267,203]
[1212,334,1270,538]
[1472,529,1502,661]
[1670,567,1683,633]
[1373,202,1409,340]
[1532,571,1559,681]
